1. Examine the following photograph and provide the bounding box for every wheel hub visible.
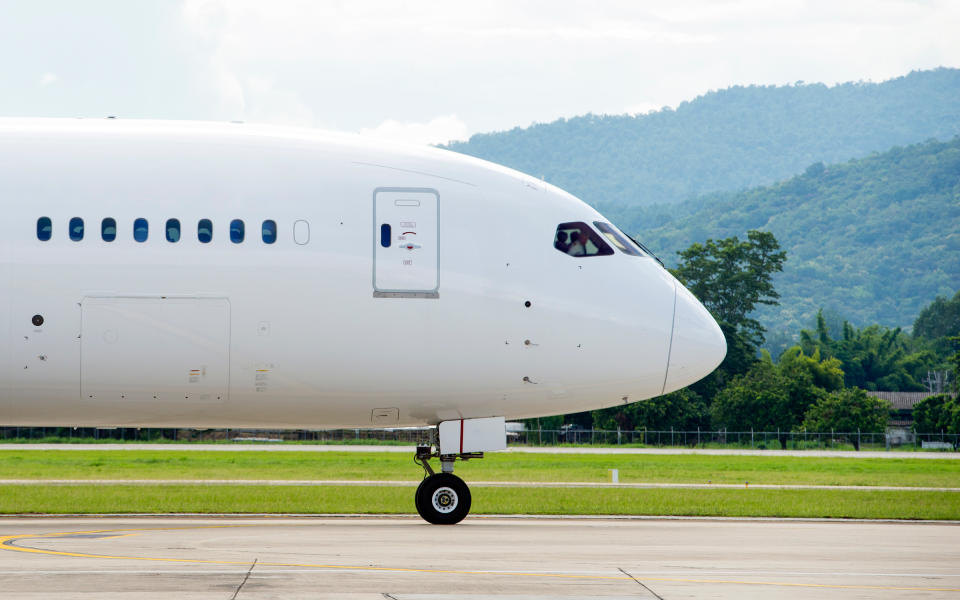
[432,486,458,513]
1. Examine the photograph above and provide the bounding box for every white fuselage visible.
[0,119,725,429]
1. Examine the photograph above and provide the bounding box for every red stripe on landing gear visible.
[460,419,464,454]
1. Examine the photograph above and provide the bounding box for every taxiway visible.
[0,516,957,599]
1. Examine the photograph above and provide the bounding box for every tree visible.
[592,389,709,432]
[672,230,786,393]
[912,394,960,434]
[778,346,844,392]
[521,414,562,433]
[711,361,790,435]
[800,388,891,450]
[913,291,960,341]
[800,310,932,391]
[673,230,786,351]
[951,336,960,394]
[710,350,835,448]
[710,363,798,449]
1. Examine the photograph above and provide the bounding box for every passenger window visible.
[198,219,213,243]
[69,217,84,242]
[37,217,52,241]
[166,218,181,243]
[553,222,613,257]
[593,221,642,256]
[230,219,245,243]
[293,219,310,245]
[261,220,277,244]
[101,218,117,242]
[133,218,148,242]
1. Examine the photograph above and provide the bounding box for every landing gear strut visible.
[414,443,482,524]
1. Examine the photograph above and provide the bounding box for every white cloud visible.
[181,0,317,126]
[169,0,960,135]
[359,115,470,146]
[241,76,315,127]
[39,72,57,86]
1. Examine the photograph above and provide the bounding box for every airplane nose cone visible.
[662,283,727,394]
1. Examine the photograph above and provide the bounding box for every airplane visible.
[0,118,726,524]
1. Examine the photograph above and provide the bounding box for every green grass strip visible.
[0,485,957,520]
[2,450,959,487]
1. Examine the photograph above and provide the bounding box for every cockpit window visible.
[593,221,643,256]
[553,222,614,257]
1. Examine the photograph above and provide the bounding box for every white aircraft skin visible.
[0,119,724,433]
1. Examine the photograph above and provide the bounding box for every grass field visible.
[1,485,958,520]
[1,450,959,487]
[1,450,958,519]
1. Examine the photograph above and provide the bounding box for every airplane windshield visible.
[553,222,614,257]
[593,221,643,256]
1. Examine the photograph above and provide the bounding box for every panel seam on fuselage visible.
[354,162,476,187]
[660,280,678,396]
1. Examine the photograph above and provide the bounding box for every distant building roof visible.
[867,391,955,411]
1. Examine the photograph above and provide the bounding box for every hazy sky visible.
[2,0,958,144]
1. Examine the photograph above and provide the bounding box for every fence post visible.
[751,428,754,448]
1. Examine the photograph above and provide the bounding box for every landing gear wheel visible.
[415,473,471,525]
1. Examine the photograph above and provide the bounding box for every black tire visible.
[414,473,471,525]
[414,477,430,511]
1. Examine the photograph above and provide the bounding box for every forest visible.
[446,68,960,208]
[621,135,960,342]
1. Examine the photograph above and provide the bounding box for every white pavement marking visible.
[0,443,957,458]
[1,479,958,492]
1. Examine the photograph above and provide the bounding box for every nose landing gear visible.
[414,444,481,525]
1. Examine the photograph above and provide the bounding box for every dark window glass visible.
[230,219,245,243]
[37,217,52,241]
[553,222,613,257]
[261,219,277,244]
[166,218,181,243]
[69,217,84,242]
[593,221,642,256]
[101,218,117,242]
[133,218,148,242]
[380,223,391,247]
[198,219,213,243]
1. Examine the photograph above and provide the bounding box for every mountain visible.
[625,136,960,344]
[445,68,960,207]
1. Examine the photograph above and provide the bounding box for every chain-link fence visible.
[0,426,957,450]
[510,428,959,450]
[0,427,430,445]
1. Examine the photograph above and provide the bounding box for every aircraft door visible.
[373,188,439,298]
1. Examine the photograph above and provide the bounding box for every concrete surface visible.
[0,516,957,599]
[1,443,957,458]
